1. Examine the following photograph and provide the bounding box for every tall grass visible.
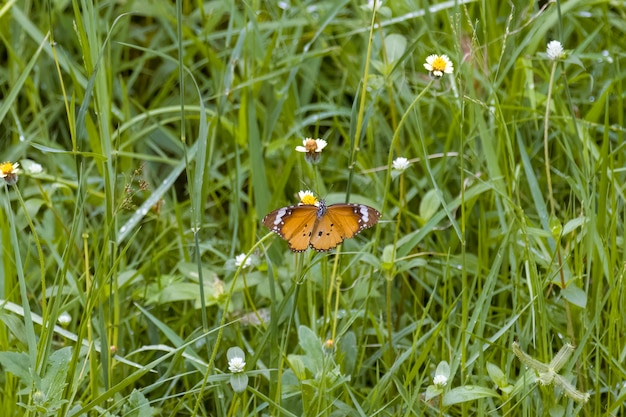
[1,0,625,416]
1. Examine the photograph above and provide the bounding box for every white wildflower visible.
[392,157,410,171]
[546,40,565,61]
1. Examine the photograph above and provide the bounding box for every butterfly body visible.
[263,200,380,252]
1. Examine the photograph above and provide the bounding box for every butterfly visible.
[263,200,381,252]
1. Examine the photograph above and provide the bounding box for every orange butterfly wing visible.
[262,205,319,252]
[309,204,381,252]
[263,202,380,252]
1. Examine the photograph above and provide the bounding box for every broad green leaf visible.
[385,34,407,64]
[549,215,563,238]
[287,354,306,380]
[381,244,395,271]
[177,262,218,283]
[230,373,249,394]
[24,198,46,221]
[562,216,587,235]
[337,331,357,376]
[42,347,72,404]
[395,258,427,274]
[435,361,450,379]
[123,389,154,417]
[486,362,508,389]
[281,370,300,392]
[0,351,32,384]
[549,404,565,417]
[419,189,441,222]
[562,285,587,308]
[442,385,499,406]
[158,283,210,303]
[425,385,444,401]
[298,325,323,369]
[227,347,245,361]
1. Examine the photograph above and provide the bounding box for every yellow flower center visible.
[300,194,318,206]
[0,161,15,175]
[431,56,448,72]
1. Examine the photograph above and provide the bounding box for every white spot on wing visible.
[274,208,288,225]
[359,205,369,223]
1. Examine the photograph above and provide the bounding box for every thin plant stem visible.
[544,59,576,345]
[386,171,405,358]
[544,62,557,216]
[2,185,38,366]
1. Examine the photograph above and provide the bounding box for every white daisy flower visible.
[424,54,454,78]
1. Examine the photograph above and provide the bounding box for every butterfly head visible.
[316,199,328,218]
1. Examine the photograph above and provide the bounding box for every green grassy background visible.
[1,0,625,416]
